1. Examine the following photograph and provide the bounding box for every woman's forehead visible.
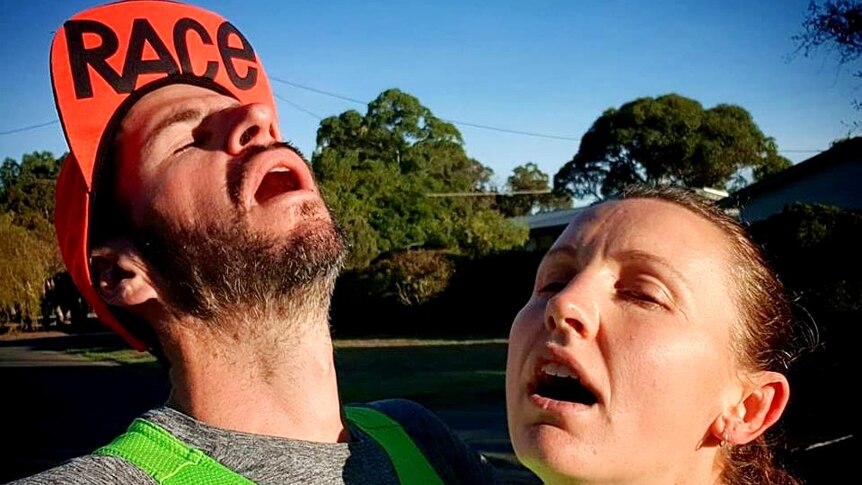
[555,198,732,268]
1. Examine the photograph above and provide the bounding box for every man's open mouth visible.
[531,361,598,405]
[235,144,315,209]
[255,167,300,204]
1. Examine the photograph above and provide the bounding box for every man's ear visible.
[90,240,158,308]
[711,371,791,446]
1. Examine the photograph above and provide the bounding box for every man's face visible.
[505,198,742,483]
[111,83,345,322]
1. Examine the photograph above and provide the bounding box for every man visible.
[12,1,498,483]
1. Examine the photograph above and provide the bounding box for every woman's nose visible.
[544,273,601,341]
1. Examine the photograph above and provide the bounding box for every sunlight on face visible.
[506,198,744,484]
[110,83,343,324]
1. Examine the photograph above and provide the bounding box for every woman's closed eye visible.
[616,284,670,310]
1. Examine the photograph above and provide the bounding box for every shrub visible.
[748,203,860,447]
[368,249,456,306]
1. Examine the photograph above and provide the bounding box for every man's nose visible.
[226,103,281,155]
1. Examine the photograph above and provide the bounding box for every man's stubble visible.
[135,186,347,343]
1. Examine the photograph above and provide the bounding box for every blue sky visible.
[0,0,858,188]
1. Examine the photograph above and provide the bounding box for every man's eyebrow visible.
[144,107,205,153]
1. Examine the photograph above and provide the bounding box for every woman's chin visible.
[512,423,595,484]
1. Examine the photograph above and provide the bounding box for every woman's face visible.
[506,198,746,484]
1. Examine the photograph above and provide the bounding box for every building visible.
[720,137,862,222]
[512,207,587,252]
[513,138,861,249]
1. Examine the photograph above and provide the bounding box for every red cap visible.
[51,0,278,350]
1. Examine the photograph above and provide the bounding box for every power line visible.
[438,119,579,141]
[0,76,838,155]
[0,111,832,156]
[426,190,552,197]
[275,93,322,120]
[271,76,367,105]
[0,120,58,136]
[271,75,581,141]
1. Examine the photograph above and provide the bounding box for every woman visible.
[506,185,804,485]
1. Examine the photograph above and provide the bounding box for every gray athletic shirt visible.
[8,399,501,485]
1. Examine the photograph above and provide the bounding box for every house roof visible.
[512,207,588,230]
[720,137,862,208]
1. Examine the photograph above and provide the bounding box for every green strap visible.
[96,408,443,485]
[344,406,444,485]
[94,418,254,485]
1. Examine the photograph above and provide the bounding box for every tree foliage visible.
[553,94,792,200]
[0,214,57,328]
[750,203,862,314]
[496,162,571,217]
[0,151,78,330]
[313,88,527,269]
[795,1,862,120]
[365,249,456,306]
[748,203,860,450]
[1,151,63,236]
[796,2,862,78]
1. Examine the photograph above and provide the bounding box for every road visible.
[0,332,539,484]
[0,332,851,484]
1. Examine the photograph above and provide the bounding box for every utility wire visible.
[438,119,579,141]
[271,76,367,105]
[0,77,835,154]
[271,76,580,141]
[0,120,58,136]
[427,190,552,197]
[275,93,323,120]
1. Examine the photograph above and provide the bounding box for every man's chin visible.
[137,210,346,324]
[245,195,334,236]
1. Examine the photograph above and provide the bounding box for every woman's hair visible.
[618,184,805,485]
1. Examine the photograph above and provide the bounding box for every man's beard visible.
[135,201,346,330]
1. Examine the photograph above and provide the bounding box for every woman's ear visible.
[711,371,791,446]
[90,240,158,308]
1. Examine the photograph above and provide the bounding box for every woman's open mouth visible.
[530,361,598,406]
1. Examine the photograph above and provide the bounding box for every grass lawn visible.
[66,346,161,365]
[335,339,507,409]
[65,338,509,410]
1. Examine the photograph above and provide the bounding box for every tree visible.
[750,203,862,315]
[0,214,57,329]
[553,94,792,201]
[0,151,63,236]
[795,1,862,117]
[496,162,571,217]
[313,89,528,269]
[748,203,860,452]
[0,151,72,331]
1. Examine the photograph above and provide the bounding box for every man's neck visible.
[162,314,348,443]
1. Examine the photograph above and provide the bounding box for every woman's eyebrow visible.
[616,250,690,288]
